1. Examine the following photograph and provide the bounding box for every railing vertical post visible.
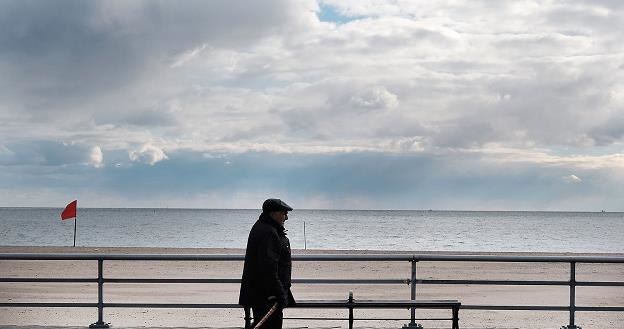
[561,262,581,329]
[403,257,422,329]
[348,291,354,329]
[570,261,576,327]
[90,259,109,328]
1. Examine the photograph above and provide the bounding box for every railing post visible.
[348,291,354,329]
[403,257,422,329]
[561,262,581,329]
[90,259,109,328]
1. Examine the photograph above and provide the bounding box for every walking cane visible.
[253,302,278,329]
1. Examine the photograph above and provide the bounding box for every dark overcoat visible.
[239,213,296,308]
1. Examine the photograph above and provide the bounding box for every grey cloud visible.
[269,52,617,149]
[95,109,179,128]
[1,1,145,112]
[368,114,429,140]
[219,123,290,143]
[365,22,456,50]
[277,82,405,141]
[0,0,301,113]
[572,0,624,9]
[429,121,499,149]
[588,115,624,146]
[279,109,330,141]
[314,19,458,56]
[495,64,615,146]
[545,3,624,55]
[423,58,621,148]
[420,60,501,75]
[546,4,624,33]
[493,34,587,58]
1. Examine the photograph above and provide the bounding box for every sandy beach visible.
[1,246,622,329]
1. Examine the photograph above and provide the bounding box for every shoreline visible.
[1,245,623,256]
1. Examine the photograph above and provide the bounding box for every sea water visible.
[0,208,622,253]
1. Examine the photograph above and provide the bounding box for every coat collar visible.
[259,212,287,235]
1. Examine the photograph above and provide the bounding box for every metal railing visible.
[1,253,623,329]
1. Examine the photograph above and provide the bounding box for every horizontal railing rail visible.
[2,253,624,262]
[1,253,623,329]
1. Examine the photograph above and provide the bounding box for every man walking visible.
[239,198,296,329]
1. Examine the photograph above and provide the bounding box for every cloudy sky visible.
[1,0,623,210]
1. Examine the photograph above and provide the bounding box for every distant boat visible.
[601,210,606,213]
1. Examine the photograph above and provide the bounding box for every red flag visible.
[61,200,77,220]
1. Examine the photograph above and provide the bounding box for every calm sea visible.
[0,208,622,253]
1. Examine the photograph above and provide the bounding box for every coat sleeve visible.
[257,232,288,307]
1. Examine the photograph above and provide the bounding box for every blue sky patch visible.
[318,3,359,24]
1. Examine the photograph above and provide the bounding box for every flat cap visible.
[262,198,293,212]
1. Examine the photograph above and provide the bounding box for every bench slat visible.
[293,299,460,308]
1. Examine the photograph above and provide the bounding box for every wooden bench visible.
[244,292,460,329]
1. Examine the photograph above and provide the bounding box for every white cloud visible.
[88,146,104,168]
[169,44,208,68]
[349,86,399,110]
[129,144,168,165]
[479,146,624,170]
[563,174,583,183]
[0,143,13,155]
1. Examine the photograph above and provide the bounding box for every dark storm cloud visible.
[0,0,297,113]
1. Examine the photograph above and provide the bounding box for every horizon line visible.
[0,206,620,213]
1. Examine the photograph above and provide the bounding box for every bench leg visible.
[452,307,459,329]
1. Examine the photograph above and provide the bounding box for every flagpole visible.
[61,200,78,247]
[73,209,77,248]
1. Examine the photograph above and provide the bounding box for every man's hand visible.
[267,295,287,309]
